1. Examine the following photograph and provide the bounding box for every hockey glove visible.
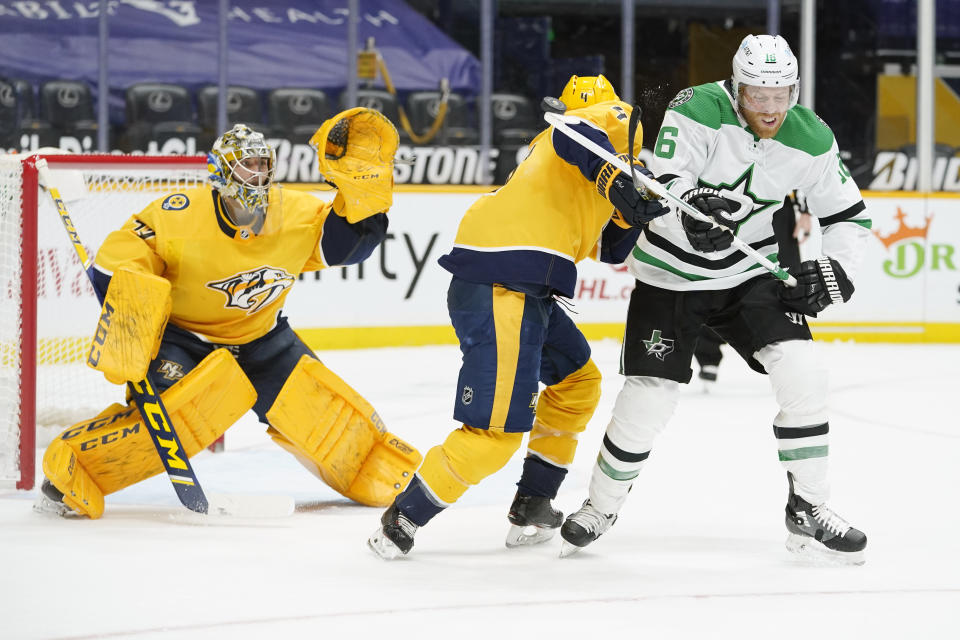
[594,155,669,227]
[310,107,399,223]
[680,187,741,252]
[779,257,854,315]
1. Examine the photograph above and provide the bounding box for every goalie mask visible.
[559,74,620,110]
[731,34,799,113]
[207,124,276,211]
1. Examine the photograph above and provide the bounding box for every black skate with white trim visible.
[505,491,563,548]
[784,473,867,565]
[559,499,618,557]
[368,502,418,560]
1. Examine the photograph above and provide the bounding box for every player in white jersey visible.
[560,35,870,564]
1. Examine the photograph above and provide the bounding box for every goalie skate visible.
[368,503,417,560]
[784,473,867,566]
[505,491,563,548]
[32,479,73,517]
[559,499,618,557]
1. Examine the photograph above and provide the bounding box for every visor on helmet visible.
[731,34,799,113]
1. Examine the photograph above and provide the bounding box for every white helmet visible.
[731,34,799,110]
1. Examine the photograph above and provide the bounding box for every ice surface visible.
[2,340,958,639]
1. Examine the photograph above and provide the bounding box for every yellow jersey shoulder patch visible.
[161,194,190,211]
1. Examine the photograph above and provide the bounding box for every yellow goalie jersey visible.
[92,185,387,344]
[437,100,643,297]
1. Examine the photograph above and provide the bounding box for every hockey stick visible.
[543,111,797,287]
[37,157,209,513]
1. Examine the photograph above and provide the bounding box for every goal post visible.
[0,153,209,491]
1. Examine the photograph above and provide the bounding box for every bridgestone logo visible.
[816,257,844,304]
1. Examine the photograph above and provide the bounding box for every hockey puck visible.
[540,96,566,114]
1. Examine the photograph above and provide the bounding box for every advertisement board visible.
[31,188,960,351]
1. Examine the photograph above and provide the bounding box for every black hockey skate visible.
[784,473,867,565]
[559,499,618,557]
[505,491,563,548]
[368,502,418,560]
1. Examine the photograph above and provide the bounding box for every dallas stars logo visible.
[699,164,779,233]
[643,329,675,361]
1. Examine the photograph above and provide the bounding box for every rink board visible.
[287,188,960,346]
[32,188,960,351]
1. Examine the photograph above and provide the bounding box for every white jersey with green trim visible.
[630,80,872,291]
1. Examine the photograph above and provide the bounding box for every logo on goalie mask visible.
[207,266,295,314]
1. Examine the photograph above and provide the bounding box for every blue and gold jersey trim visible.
[438,247,579,298]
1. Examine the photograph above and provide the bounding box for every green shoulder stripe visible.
[774,105,835,156]
[668,82,740,130]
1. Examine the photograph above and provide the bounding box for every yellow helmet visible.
[559,74,620,110]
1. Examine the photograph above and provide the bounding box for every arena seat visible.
[198,85,264,131]
[39,80,98,140]
[405,91,478,145]
[491,93,541,146]
[122,83,201,151]
[0,79,55,149]
[267,88,330,141]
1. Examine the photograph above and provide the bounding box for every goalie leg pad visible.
[42,348,255,516]
[88,268,171,385]
[265,356,421,507]
[42,437,105,519]
[528,358,602,468]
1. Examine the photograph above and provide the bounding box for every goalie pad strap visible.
[88,268,171,384]
[266,356,421,507]
[43,349,256,518]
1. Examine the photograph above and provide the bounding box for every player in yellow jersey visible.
[35,114,421,519]
[368,75,670,558]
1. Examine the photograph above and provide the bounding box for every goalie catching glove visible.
[310,107,400,223]
[593,155,668,227]
[680,187,743,252]
[779,257,854,316]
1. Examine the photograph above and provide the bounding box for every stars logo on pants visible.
[643,329,675,361]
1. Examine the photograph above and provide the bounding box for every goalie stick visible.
[542,111,798,287]
[35,158,293,518]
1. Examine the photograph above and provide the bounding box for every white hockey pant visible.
[755,339,831,505]
[588,376,680,514]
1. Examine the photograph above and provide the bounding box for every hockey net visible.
[0,153,208,490]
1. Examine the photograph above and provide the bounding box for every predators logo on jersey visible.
[207,266,296,314]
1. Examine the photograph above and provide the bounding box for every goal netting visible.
[0,153,208,490]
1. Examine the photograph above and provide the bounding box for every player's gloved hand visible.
[680,187,741,252]
[594,155,669,227]
[779,257,854,315]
